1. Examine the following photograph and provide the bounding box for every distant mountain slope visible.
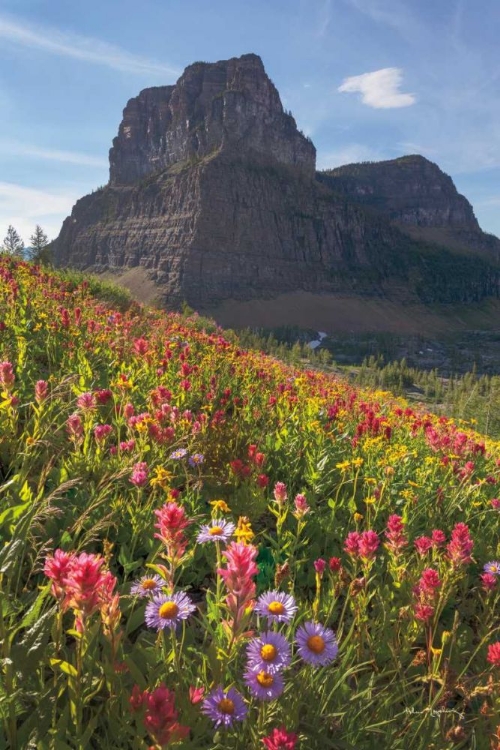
[318,156,500,260]
[53,55,500,316]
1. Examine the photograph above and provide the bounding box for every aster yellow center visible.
[261,644,277,661]
[268,601,285,615]
[218,698,234,715]
[307,635,325,654]
[158,601,179,619]
[256,671,274,687]
[209,526,223,535]
[142,579,158,590]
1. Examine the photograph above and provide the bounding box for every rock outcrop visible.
[53,54,500,311]
[109,53,315,185]
[318,156,500,260]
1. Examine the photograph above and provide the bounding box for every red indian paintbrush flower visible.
[45,550,118,633]
[446,522,474,566]
[384,514,407,556]
[487,642,500,668]
[130,683,189,746]
[218,541,258,633]
[262,726,298,749]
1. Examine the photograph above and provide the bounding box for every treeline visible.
[2,224,53,265]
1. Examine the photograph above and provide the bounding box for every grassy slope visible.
[1,256,500,749]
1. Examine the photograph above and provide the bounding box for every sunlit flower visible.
[246,631,291,673]
[197,519,235,544]
[201,686,247,728]
[483,561,500,575]
[254,591,297,624]
[244,667,284,701]
[273,482,288,505]
[130,462,148,487]
[145,592,196,630]
[295,621,338,667]
[188,453,204,467]
[169,448,188,460]
[131,574,164,598]
[210,499,231,514]
[486,642,500,668]
[234,516,254,545]
[262,726,298,749]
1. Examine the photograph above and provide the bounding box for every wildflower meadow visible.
[0,256,499,749]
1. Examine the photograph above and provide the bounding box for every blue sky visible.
[0,0,499,242]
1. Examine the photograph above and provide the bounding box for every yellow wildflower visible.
[336,461,350,472]
[235,516,254,545]
[150,466,173,490]
[210,499,231,514]
[352,458,364,469]
[353,512,363,524]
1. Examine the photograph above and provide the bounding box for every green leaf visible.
[50,659,78,678]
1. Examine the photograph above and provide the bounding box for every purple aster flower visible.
[484,561,500,575]
[246,631,291,674]
[189,453,205,467]
[169,448,188,460]
[197,519,236,544]
[145,591,196,630]
[296,621,338,667]
[201,686,247,728]
[130,573,164,598]
[244,666,284,701]
[254,590,297,624]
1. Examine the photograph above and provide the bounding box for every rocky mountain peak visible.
[319,155,480,231]
[109,53,316,185]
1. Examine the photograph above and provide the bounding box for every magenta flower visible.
[344,531,361,556]
[358,530,379,560]
[130,462,148,487]
[254,591,297,624]
[447,522,474,566]
[414,536,433,556]
[145,592,196,630]
[273,482,288,505]
[295,621,338,667]
[246,631,291,674]
[244,667,284,701]
[293,494,310,517]
[201,686,247,728]
[197,519,235,544]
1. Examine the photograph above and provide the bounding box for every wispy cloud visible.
[0,182,79,242]
[338,68,416,109]
[0,15,180,77]
[0,141,108,168]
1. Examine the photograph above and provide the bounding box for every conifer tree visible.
[2,225,24,255]
[28,225,52,264]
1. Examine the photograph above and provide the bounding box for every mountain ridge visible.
[52,53,500,321]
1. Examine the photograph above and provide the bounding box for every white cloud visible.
[0,141,108,168]
[0,15,180,77]
[0,182,79,242]
[317,143,388,170]
[338,68,416,109]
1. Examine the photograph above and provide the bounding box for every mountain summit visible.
[53,54,500,319]
[109,53,315,185]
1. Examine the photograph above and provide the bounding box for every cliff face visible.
[53,54,500,310]
[318,156,480,229]
[109,53,315,185]
[318,156,500,260]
